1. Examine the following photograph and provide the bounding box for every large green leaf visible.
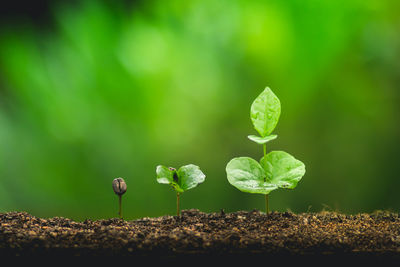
[226,157,278,194]
[250,87,281,137]
[177,164,206,191]
[260,151,306,189]
[248,134,277,144]
[156,164,205,193]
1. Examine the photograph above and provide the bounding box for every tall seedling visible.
[226,87,306,214]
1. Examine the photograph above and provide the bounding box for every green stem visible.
[118,195,122,219]
[263,143,269,214]
[176,192,180,217]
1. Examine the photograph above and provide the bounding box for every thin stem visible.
[118,195,122,219]
[263,143,269,214]
[176,192,180,216]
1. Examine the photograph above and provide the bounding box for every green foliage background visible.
[0,0,399,220]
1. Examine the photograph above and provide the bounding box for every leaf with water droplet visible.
[226,157,278,194]
[260,151,306,189]
[250,87,281,137]
[226,152,305,194]
[177,164,206,191]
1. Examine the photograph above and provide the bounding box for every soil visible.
[1,209,400,262]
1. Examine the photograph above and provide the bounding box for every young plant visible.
[156,164,205,216]
[112,177,127,219]
[226,87,306,214]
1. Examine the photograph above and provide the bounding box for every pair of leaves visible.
[248,87,280,144]
[156,164,206,193]
[226,151,305,195]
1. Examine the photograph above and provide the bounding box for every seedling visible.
[156,164,205,216]
[226,87,306,214]
[112,177,127,219]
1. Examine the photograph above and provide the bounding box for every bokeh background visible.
[0,0,399,221]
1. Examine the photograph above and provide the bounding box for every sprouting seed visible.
[112,178,127,219]
[156,164,205,216]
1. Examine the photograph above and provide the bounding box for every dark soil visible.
[1,209,400,261]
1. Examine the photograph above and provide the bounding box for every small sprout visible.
[112,178,127,219]
[156,164,205,216]
[226,87,306,214]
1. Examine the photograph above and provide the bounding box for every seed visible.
[112,178,127,195]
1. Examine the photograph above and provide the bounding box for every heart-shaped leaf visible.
[156,164,205,193]
[226,157,278,194]
[260,151,306,189]
[248,134,278,144]
[250,87,281,137]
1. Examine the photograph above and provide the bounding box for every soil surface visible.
[1,209,400,261]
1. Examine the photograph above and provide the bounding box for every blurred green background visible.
[0,0,399,220]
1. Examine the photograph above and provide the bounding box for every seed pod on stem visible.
[112,178,127,219]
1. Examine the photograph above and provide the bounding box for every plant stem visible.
[118,195,122,219]
[263,143,269,215]
[176,192,180,216]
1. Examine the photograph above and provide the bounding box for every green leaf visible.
[177,164,206,191]
[226,157,278,194]
[260,151,306,189]
[156,165,174,184]
[248,134,278,144]
[250,87,281,137]
[156,165,184,192]
[156,164,205,193]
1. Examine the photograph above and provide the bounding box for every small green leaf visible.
[156,165,184,192]
[260,151,306,189]
[250,87,281,137]
[226,157,278,194]
[156,165,174,184]
[156,164,205,193]
[248,134,278,144]
[177,164,206,191]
